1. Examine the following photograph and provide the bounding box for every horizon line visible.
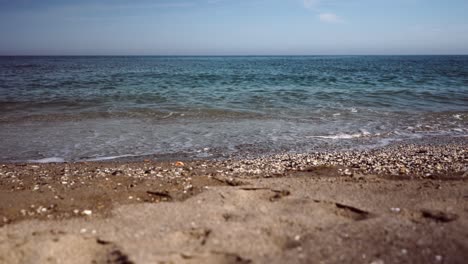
[1,54,468,57]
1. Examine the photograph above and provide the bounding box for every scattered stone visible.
[146,191,172,199]
[82,210,93,216]
[343,169,353,176]
[269,189,291,202]
[175,161,185,167]
[112,170,123,176]
[421,209,458,223]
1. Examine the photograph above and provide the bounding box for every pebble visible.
[82,210,92,216]
[209,143,466,178]
[0,142,465,229]
[175,161,185,167]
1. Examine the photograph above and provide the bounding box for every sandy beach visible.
[0,140,467,263]
[2,0,468,262]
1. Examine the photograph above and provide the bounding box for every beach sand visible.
[0,142,467,263]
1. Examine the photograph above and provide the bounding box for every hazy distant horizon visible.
[2,54,468,57]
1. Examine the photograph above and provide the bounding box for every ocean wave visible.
[1,56,468,162]
[28,157,65,163]
[83,154,141,162]
[309,129,372,139]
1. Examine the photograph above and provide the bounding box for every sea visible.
[0,56,467,162]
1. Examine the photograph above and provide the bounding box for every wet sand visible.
[0,143,467,263]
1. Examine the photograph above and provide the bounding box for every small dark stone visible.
[111,170,123,176]
[421,209,458,223]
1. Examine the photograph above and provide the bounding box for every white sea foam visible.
[359,129,371,136]
[310,129,372,139]
[84,154,140,162]
[309,133,364,139]
[29,157,65,163]
[162,112,174,119]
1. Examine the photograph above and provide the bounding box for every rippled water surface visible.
[0,56,467,161]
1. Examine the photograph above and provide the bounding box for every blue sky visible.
[0,0,467,55]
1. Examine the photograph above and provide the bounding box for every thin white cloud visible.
[303,0,321,9]
[303,0,345,24]
[318,12,342,23]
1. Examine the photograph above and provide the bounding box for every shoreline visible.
[4,134,468,164]
[0,141,467,263]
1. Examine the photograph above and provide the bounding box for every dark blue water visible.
[1,56,467,162]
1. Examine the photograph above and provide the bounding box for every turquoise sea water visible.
[0,56,467,162]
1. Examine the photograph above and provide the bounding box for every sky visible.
[0,0,468,55]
